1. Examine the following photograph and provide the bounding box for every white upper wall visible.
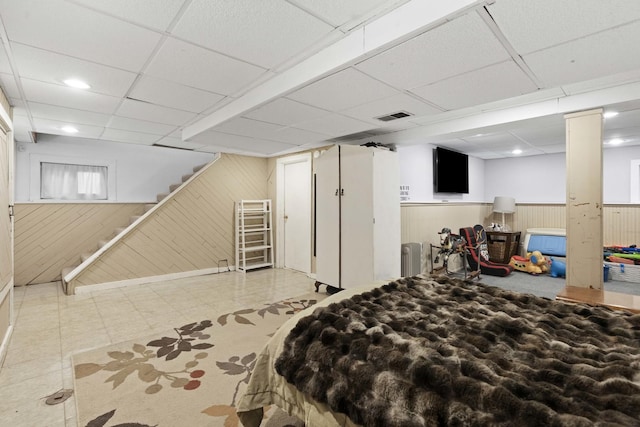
[398,144,485,203]
[15,134,216,203]
[398,143,640,204]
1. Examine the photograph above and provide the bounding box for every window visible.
[40,162,108,200]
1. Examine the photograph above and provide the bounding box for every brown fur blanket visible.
[274,276,640,426]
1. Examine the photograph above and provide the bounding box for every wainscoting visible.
[14,203,146,286]
[401,202,640,273]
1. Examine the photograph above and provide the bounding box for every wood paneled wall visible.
[401,203,640,273]
[68,154,267,292]
[14,203,146,285]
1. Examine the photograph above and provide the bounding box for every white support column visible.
[564,108,603,289]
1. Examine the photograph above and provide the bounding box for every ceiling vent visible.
[375,111,413,122]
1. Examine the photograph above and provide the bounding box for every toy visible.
[433,227,467,272]
[549,257,566,278]
[509,250,549,275]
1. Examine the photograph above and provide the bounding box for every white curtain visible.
[41,162,108,200]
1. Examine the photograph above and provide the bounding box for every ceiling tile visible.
[0,0,162,71]
[605,109,640,130]
[28,102,111,127]
[524,21,640,88]
[21,78,121,114]
[355,12,510,90]
[172,0,333,69]
[215,117,287,139]
[100,128,160,145]
[287,0,394,27]
[510,126,565,147]
[32,117,104,139]
[145,37,267,95]
[71,0,186,31]
[267,126,328,144]
[287,68,399,111]
[189,130,297,155]
[292,113,374,137]
[341,92,442,124]
[11,43,138,97]
[0,72,20,99]
[410,61,538,110]
[108,116,177,135]
[129,75,225,113]
[0,42,12,74]
[116,98,196,126]
[244,98,330,126]
[487,0,640,55]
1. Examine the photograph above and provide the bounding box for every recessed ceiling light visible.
[474,133,484,137]
[61,126,79,133]
[512,149,522,155]
[63,79,90,89]
[603,111,619,118]
[608,138,624,145]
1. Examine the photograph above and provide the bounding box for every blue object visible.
[528,235,566,257]
[603,265,610,282]
[550,257,566,278]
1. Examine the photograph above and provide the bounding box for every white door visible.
[283,159,311,273]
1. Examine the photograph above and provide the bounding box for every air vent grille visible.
[375,111,413,122]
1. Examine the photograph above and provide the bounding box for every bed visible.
[236,275,640,426]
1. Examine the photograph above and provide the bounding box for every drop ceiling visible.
[1,0,640,159]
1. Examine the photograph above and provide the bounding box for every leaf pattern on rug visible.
[217,298,318,326]
[75,320,215,394]
[85,408,157,427]
[201,297,318,425]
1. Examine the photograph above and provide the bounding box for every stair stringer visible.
[63,153,269,294]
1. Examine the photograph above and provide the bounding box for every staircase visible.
[60,162,210,294]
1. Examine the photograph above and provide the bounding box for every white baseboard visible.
[73,266,236,295]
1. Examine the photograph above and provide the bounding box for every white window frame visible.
[29,154,117,202]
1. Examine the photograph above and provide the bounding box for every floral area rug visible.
[73,293,321,427]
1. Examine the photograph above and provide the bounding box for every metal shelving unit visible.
[235,199,273,272]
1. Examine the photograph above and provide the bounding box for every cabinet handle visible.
[340,189,344,196]
[335,189,339,196]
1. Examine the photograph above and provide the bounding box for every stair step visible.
[81,252,93,263]
[182,173,194,182]
[169,183,181,192]
[98,239,109,249]
[144,203,156,212]
[193,164,206,173]
[130,215,142,224]
[114,227,127,236]
[157,193,169,202]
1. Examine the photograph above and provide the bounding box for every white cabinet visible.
[315,145,400,292]
[235,200,273,272]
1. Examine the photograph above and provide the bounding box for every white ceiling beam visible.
[182,0,490,141]
[371,80,640,145]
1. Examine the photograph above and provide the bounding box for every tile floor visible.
[0,268,317,427]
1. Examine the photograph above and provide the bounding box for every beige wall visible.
[68,154,268,292]
[13,203,146,285]
[401,203,640,274]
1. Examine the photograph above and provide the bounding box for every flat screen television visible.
[433,147,469,193]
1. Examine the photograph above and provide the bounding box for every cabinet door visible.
[340,145,374,289]
[372,149,401,280]
[315,146,340,287]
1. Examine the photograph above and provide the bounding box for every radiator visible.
[401,242,422,277]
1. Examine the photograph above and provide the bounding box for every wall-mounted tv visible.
[433,147,469,194]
